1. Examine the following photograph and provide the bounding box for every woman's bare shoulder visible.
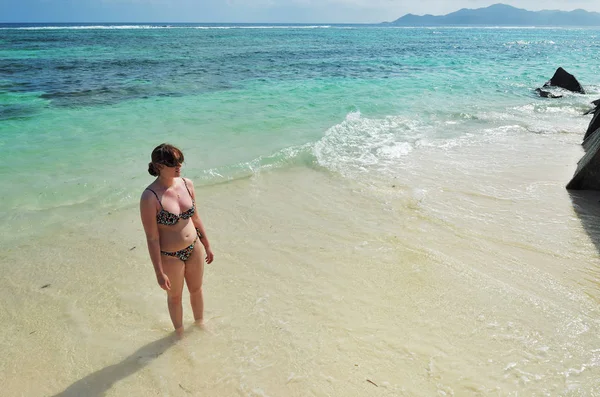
[182,177,196,189]
[141,184,158,201]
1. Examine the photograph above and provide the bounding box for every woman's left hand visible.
[205,247,214,264]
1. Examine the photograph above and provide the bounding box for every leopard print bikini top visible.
[145,178,195,225]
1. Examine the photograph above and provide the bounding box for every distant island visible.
[386,3,600,26]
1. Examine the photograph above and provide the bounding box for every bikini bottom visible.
[161,237,197,261]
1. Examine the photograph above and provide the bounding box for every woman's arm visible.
[140,191,171,290]
[185,178,214,264]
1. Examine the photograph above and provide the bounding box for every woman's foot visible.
[174,326,184,339]
[195,319,216,334]
[194,319,205,329]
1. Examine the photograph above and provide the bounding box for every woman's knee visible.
[167,294,183,305]
[188,285,203,296]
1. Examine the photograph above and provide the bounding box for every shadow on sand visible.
[569,190,600,254]
[51,332,180,397]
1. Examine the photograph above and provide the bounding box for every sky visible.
[1,0,600,24]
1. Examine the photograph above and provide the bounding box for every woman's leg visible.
[184,244,205,324]
[161,255,186,333]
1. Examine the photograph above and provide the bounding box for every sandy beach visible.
[2,128,600,396]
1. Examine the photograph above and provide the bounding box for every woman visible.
[140,143,214,335]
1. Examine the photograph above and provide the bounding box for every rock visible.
[535,88,562,98]
[543,67,585,94]
[583,99,600,116]
[567,99,600,190]
[567,128,600,190]
[583,99,600,140]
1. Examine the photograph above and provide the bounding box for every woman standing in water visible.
[140,143,214,335]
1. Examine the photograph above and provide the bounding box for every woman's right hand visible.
[156,272,171,291]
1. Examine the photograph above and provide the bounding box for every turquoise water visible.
[1,24,600,232]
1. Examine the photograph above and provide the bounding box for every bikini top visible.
[146,178,195,226]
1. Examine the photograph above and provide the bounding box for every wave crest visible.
[314,113,420,177]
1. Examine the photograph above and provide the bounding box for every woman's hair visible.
[148,143,185,176]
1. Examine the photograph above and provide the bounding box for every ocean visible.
[1,23,600,396]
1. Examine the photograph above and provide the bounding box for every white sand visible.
[2,131,600,396]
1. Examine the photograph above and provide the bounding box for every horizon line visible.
[1,21,371,24]
[2,22,600,27]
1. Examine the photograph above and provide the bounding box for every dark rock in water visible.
[584,100,600,140]
[567,128,600,190]
[543,67,585,94]
[535,88,562,98]
[584,113,600,140]
[567,98,600,190]
[583,98,600,116]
